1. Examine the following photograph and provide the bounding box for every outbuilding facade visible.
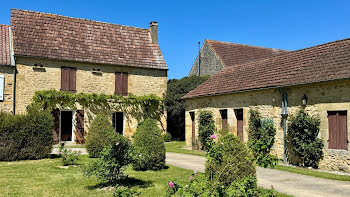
[184,38,350,172]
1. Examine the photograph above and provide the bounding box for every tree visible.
[165,76,209,140]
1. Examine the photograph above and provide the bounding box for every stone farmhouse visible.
[188,39,288,76]
[0,9,167,143]
[184,38,350,172]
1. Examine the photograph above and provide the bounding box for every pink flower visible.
[58,152,62,155]
[210,134,216,139]
[168,182,174,188]
[189,176,193,182]
[221,142,224,145]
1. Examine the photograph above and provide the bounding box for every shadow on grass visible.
[87,177,153,190]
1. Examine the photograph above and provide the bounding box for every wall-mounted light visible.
[301,94,308,106]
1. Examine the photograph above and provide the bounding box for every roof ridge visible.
[205,39,289,52]
[11,8,148,31]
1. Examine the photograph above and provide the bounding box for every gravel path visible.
[166,152,350,197]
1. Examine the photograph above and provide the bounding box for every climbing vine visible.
[29,89,165,130]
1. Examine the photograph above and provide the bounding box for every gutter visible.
[9,27,16,115]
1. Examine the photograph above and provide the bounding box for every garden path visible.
[166,152,350,197]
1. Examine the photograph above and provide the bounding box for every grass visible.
[165,141,206,156]
[274,165,350,182]
[0,155,290,197]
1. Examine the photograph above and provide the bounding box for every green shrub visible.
[198,110,216,150]
[83,134,132,184]
[132,118,166,171]
[248,109,278,168]
[113,186,140,197]
[287,109,324,168]
[58,142,80,166]
[85,113,119,158]
[163,132,172,142]
[0,106,54,161]
[206,133,256,186]
[165,76,209,140]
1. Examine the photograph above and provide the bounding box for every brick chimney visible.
[149,21,158,44]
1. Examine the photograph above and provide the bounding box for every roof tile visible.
[11,9,167,69]
[184,38,350,99]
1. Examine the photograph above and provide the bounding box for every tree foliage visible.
[165,76,209,140]
[248,109,278,168]
[287,109,324,168]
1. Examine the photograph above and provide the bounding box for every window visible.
[112,112,124,135]
[115,72,128,96]
[328,111,348,150]
[61,67,76,92]
[220,109,228,131]
[189,112,195,145]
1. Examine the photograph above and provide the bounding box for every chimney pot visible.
[149,21,158,44]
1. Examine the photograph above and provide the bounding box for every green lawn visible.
[165,141,206,156]
[0,155,291,197]
[0,155,195,197]
[274,165,350,182]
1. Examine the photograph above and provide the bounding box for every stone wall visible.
[188,41,224,76]
[185,79,350,172]
[13,57,167,138]
[0,66,14,113]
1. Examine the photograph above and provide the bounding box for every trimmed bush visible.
[287,109,324,168]
[132,118,166,171]
[85,113,119,158]
[0,106,54,161]
[198,110,216,150]
[165,76,209,140]
[205,133,256,186]
[163,132,172,142]
[248,109,278,168]
[83,134,132,184]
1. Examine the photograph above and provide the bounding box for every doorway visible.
[60,111,74,142]
[112,112,124,135]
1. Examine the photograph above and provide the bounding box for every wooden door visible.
[328,111,348,150]
[235,109,244,141]
[220,109,228,131]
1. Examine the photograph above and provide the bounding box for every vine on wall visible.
[29,89,165,131]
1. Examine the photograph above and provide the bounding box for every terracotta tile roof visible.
[0,24,11,66]
[184,38,350,99]
[11,9,167,69]
[206,40,288,68]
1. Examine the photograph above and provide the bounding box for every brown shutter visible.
[75,110,84,144]
[235,109,244,141]
[69,68,76,92]
[51,109,60,143]
[61,67,70,91]
[190,112,195,146]
[338,111,348,150]
[328,111,337,149]
[115,72,122,95]
[122,72,128,96]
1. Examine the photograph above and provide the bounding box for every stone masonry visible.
[185,79,350,172]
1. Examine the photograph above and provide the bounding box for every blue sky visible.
[1,0,349,79]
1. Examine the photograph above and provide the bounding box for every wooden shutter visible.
[75,110,84,144]
[51,109,60,143]
[235,109,244,141]
[61,67,70,91]
[190,112,195,145]
[115,72,122,95]
[122,73,128,96]
[69,68,76,92]
[328,111,348,150]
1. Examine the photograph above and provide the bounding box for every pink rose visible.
[210,134,216,139]
[221,142,224,145]
[58,152,62,155]
[189,176,193,182]
[168,182,174,188]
